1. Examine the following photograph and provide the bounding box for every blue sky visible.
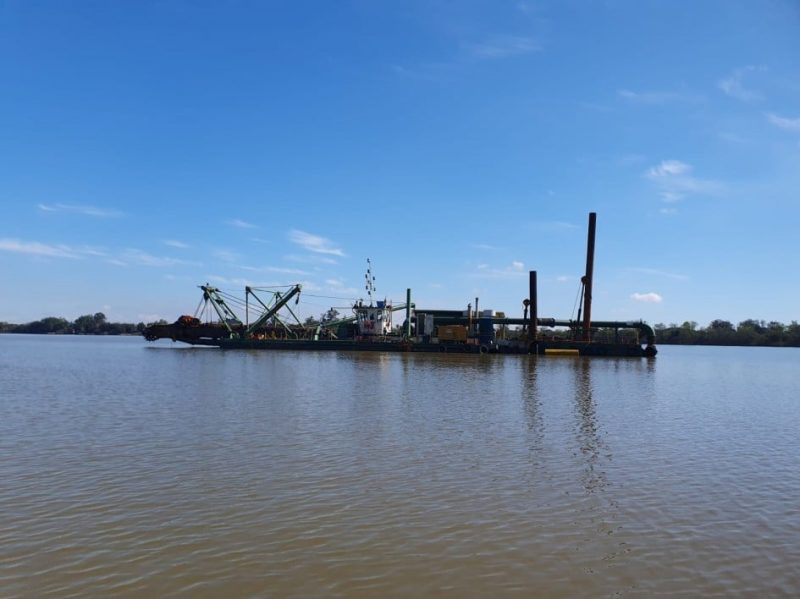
[2,0,799,327]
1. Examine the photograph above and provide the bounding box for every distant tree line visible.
[653,319,800,347]
[2,313,800,347]
[0,312,154,336]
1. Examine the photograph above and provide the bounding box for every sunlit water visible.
[1,335,799,597]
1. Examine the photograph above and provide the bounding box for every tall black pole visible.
[582,212,596,342]
[529,270,537,341]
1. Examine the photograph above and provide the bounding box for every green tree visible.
[73,314,97,334]
[25,317,70,334]
[320,308,340,324]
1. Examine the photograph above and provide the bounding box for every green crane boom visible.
[200,285,241,334]
[245,284,302,335]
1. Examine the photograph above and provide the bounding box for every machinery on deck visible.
[143,213,657,357]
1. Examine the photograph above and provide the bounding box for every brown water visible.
[1,335,799,597]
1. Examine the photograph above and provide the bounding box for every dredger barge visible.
[143,213,657,357]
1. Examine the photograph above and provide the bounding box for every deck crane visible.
[200,285,242,336]
[244,284,302,336]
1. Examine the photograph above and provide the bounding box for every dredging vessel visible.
[143,213,657,357]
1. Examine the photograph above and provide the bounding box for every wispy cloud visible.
[163,240,190,249]
[325,278,360,295]
[645,160,723,203]
[288,230,345,257]
[240,265,311,276]
[38,203,125,218]
[212,249,240,263]
[631,292,663,303]
[648,160,691,177]
[123,249,201,268]
[285,253,338,265]
[528,220,579,232]
[0,238,81,258]
[765,112,800,132]
[0,239,109,259]
[618,89,704,104]
[471,243,502,251]
[466,35,540,59]
[628,267,688,281]
[472,261,527,279]
[718,66,765,102]
[226,218,258,229]
[205,275,255,287]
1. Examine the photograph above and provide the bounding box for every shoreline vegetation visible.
[2,314,799,348]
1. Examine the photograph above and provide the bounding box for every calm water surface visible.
[1,335,799,597]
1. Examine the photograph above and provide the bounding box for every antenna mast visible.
[365,258,377,307]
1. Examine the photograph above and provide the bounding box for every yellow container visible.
[437,325,467,341]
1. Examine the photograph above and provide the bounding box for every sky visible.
[2,0,799,327]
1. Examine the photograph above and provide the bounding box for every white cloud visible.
[285,253,338,265]
[164,240,190,249]
[631,292,663,303]
[472,262,528,279]
[226,218,258,229]
[765,112,800,132]
[528,220,579,232]
[0,238,80,258]
[123,249,200,267]
[37,203,124,218]
[212,249,240,262]
[240,265,311,276]
[324,278,359,295]
[618,89,703,104]
[645,160,723,202]
[718,66,764,102]
[467,35,540,59]
[205,275,251,287]
[556,275,572,282]
[647,160,691,177]
[628,267,688,281]
[288,230,345,257]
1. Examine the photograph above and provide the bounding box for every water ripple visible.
[1,337,799,596]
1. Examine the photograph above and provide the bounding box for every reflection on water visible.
[573,359,606,495]
[1,336,800,597]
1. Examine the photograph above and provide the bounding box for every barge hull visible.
[216,338,653,357]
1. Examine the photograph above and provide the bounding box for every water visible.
[1,335,799,597]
